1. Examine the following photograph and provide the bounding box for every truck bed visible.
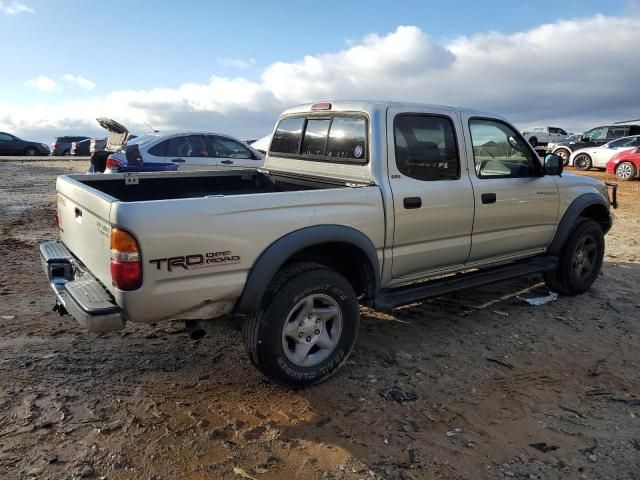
[79,170,344,202]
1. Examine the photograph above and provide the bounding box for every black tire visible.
[544,219,604,296]
[243,262,359,388]
[63,149,70,156]
[529,137,538,148]
[555,148,571,166]
[615,161,636,181]
[24,147,38,156]
[573,153,592,171]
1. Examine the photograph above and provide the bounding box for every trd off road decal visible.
[149,251,240,272]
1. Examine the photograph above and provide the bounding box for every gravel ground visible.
[0,161,638,480]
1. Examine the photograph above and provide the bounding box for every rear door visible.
[462,115,559,263]
[146,134,220,170]
[388,107,475,279]
[205,135,263,168]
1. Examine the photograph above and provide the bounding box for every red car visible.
[606,147,640,181]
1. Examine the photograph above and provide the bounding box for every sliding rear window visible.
[270,114,368,164]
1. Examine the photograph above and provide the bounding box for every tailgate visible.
[56,176,114,292]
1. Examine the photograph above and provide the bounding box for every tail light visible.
[311,102,332,111]
[55,214,61,230]
[106,155,123,169]
[110,228,142,290]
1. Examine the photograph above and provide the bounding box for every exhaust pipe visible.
[185,320,206,340]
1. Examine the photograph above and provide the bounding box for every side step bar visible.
[374,256,557,311]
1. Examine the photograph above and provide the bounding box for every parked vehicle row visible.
[548,124,640,165]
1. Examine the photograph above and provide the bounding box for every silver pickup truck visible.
[40,100,616,387]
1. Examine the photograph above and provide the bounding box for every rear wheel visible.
[63,149,70,156]
[615,161,636,181]
[243,263,359,388]
[544,219,604,295]
[24,147,38,156]
[573,153,592,170]
[555,148,571,166]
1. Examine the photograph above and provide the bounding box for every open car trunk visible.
[79,170,345,202]
[96,117,129,151]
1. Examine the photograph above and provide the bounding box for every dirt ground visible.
[0,161,638,480]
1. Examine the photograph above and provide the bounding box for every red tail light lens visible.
[55,214,60,230]
[106,155,122,169]
[110,228,142,290]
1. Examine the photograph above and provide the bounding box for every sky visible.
[1,0,639,143]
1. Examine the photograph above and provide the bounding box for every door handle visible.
[481,193,497,204]
[220,160,233,165]
[171,158,185,163]
[403,197,422,209]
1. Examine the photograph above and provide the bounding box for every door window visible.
[469,119,541,178]
[163,135,208,157]
[394,115,460,181]
[206,136,255,159]
[606,128,628,139]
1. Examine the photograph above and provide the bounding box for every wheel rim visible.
[26,148,37,156]
[617,163,632,179]
[572,234,597,280]
[281,293,343,367]
[556,149,568,162]
[575,154,590,169]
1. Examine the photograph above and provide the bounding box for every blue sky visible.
[1,0,639,141]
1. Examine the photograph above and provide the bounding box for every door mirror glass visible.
[544,154,563,176]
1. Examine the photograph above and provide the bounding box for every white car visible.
[570,135,640,171]
[106,131,264,172]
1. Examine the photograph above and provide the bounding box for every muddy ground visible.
[0,161,638,480]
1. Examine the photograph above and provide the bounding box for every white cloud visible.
[218,57,256,69]
[24,76,58,92]
[61,74,96,90]
[0,1,34,15]
[4,15,640,142]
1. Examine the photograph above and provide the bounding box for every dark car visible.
[0,132,50,156]
[70,138,92,156]
[549,124,640,165]
[51,135,90,156]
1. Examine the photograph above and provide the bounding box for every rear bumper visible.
[40,240,125,333]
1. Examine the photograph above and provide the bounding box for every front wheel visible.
[555,148,571,166]
[573,153,592,171]
[243,263,360,388]
[544,219,604,295]
[24,147,38,156]
[616,161,636,181]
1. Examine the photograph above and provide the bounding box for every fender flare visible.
[235,225,380,315]
[547,193,611,256]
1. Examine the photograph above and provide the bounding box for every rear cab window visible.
[270,114,368,164]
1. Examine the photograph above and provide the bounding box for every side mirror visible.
[544,153,563,176]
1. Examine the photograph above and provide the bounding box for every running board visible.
[374,256,558,311]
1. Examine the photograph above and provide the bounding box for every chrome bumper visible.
[40,240,125,333]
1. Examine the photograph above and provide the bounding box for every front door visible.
[388,108,475,279]
[462,116,560,263]
[205,135,263,168]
